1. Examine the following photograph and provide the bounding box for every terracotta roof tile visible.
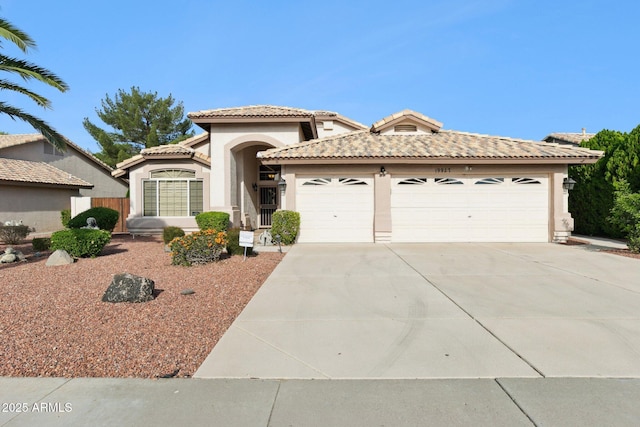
[0,158,93,187]
[258,130,604,162]
[189,105,316,119]
[544,132,596,145]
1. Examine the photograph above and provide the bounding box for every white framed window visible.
[143,169,203,216]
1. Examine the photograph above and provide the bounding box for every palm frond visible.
[0,101,67,151]
[0,78,51,108]
[0,55,69,92]
[0,18,35,52]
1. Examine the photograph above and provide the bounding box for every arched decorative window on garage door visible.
[143,169,203,217]
[512,177,542,185]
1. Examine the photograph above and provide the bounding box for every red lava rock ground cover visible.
[0,235,283,378]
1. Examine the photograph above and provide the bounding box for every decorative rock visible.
[0,253,16,263]
[46,249,74,266]
[180,289,195,295]
[102,273,155,303]
[4,247,16,254]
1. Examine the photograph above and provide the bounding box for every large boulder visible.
[102,273,155,303]
[46,249,74,266]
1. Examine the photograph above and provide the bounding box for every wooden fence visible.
[91,198,130,233]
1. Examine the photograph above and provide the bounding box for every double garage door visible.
[295,175,549,243]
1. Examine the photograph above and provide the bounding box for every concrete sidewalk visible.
[3,377,640,426]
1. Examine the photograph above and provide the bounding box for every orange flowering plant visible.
[169,229,228,266]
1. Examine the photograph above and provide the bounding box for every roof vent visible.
[394,124,417,132]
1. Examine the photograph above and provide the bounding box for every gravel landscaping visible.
[0,235,283,378]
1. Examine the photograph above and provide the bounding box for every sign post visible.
[239,231,254,261]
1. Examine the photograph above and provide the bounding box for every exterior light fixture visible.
[252,182,258,192]
[277,177,287,192]
[563,177,576,191]
[380,166,386,176]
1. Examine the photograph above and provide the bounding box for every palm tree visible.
[0,17,69,150]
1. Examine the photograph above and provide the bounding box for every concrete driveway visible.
[195,243,640,379]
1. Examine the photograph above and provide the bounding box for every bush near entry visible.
[195,211,229,232]
[67,207,119,231]
[270,210,300,245]
[169,229,228,266]
[50,229,112,258]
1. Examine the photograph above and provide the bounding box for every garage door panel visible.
[391,176,548,242]
[296,176,374,243]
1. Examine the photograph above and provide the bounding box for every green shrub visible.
[50,229,112,258]
[67,207,119,231]
[32,237,51,252]
[226,227,253,256]
[270,210,300,245]
[195,211,229,232]
[608,182,640,253]
[162,226,185,244]
[169,229,228,266]
[61,209,71,227]
[0,225,31,244]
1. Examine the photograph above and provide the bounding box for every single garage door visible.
[391,176,549,242]
[296,176,374,243]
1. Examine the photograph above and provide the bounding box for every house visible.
[112,105,603,243]
[0,134,129,233]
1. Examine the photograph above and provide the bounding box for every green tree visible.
[0,17,69,150]
[83,87,194,167]
[569,126,640,237]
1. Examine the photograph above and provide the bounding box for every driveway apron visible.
[195,243,640,379]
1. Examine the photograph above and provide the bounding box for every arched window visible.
[143,169,203,217]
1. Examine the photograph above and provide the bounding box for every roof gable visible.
[371,110,443,134]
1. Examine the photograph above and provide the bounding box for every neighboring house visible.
[113,105,604,243]
[543,129,596,146]
[0,134,128,233]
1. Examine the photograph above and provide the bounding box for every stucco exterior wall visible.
[0,185,80,235]
[316,120,363,138]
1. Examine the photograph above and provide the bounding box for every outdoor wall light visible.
[380,166,386,176]
[252,182,258,192]
[277,177,287,192]
[563,177,576,191]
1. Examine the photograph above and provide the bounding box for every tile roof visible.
[189,105,316,119]
[544,132,596,145]
[0,158,93,187]
[258,130,604,162]
[0,134,44,150]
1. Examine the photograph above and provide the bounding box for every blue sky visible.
[1,0,639,153]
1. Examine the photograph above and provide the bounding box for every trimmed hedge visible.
[68,207,119,231]
[32,237,51,252]
[270,210,300,245]
[195,211,229,232]
[50,229,112,258]
[162,226,185,244]
[226,227,253,256]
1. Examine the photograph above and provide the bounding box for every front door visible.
[259,185,278,227]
